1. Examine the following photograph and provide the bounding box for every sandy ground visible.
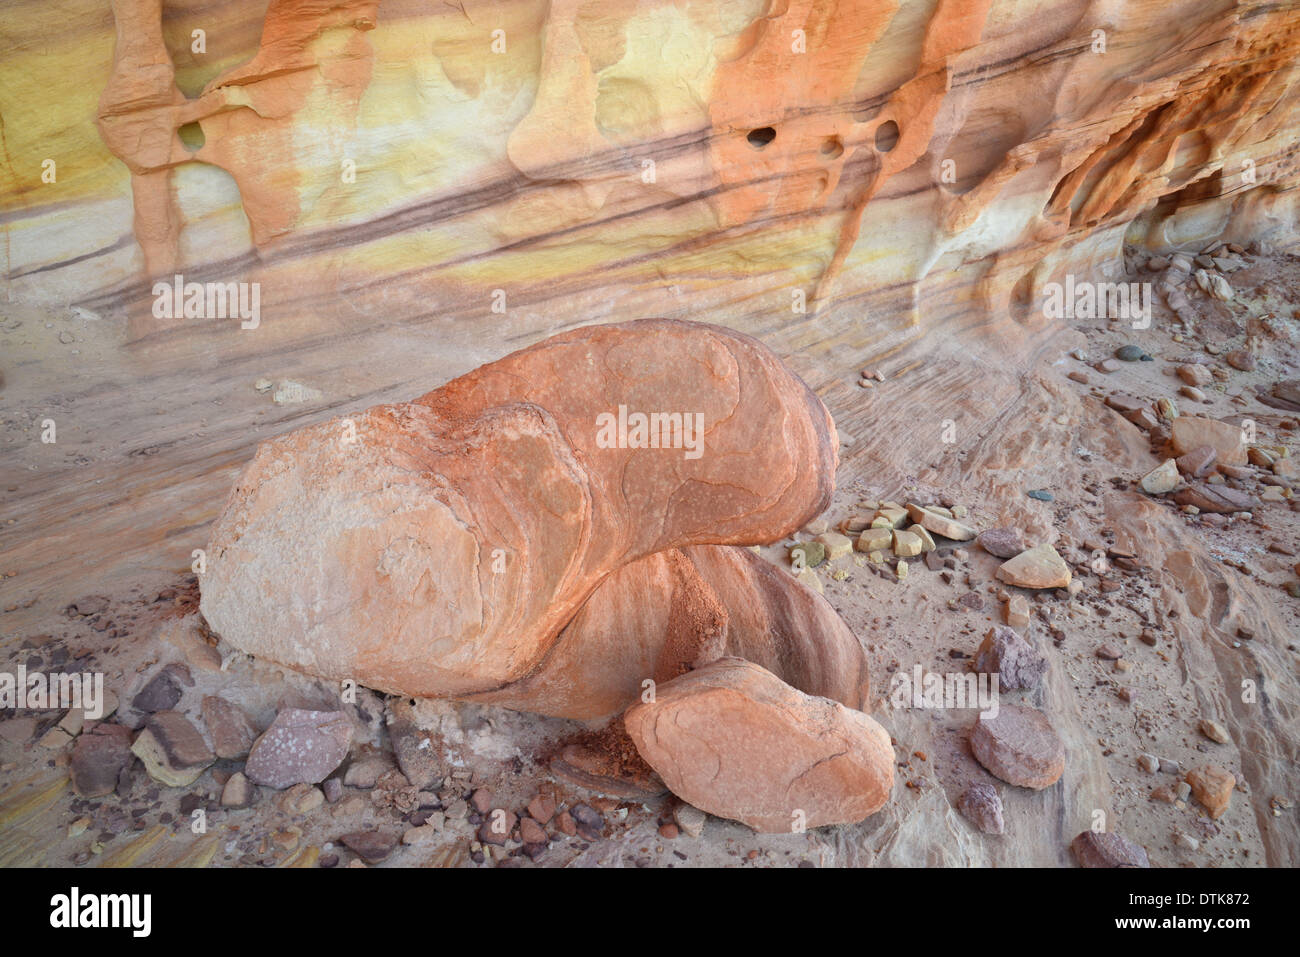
[0,249,1297,868]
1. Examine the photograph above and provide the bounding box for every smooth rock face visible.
[970,705,1065,789]
[623,658,893,832]
[471,544,871,720]
[201,320,837,699]
[1170,417,1246,464]
[995,545,1072,589]
[1071,831,1150,868]
[244,709,353,789]
[975,626,1047,690]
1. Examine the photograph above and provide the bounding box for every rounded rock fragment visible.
[624,658,893,832]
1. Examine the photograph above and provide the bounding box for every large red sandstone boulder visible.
[623,658,893,832]
[470,543,871,719]
[200,319,837,698]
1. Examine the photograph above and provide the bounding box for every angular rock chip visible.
[340,830,398,863]
[975,626,1047,691]
[1177,364,1214,387]
[519,817,548,846]
[1186,765,1234,819]
[200,695,257,759]
[569,803,606,841]
[131,711,215,788]
[1139,459,1179,494]
[892,529,923,557]
[1199,718,1230,744]
[789,541,825,569]
[1071,831,1150,868]
[343,753,395,789]
[1225,350,1256,372]
[969,705,1064,790]
[0,717,37,745]
[132,670,181,713]
[70,596,109,616]
[995,544,1071,589]
[1175,445,1217,477]
[816,531,853,560]
[673,802,707,839]
[221,771,253,809]
[200,320,838,699]
[623,658,893,832]
[386,698,445,791]
[244,709,352,789]
[905,503,976,541]
[70,724,133,798]
[478,810,517,846]
[1004,594,1030,630]
[856,527,892,552]
[1172,484,1253,514]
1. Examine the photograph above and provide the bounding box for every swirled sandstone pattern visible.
[199,318,838,698]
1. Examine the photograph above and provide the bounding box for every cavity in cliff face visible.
[1,0,1298,876]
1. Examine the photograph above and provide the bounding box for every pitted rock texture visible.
[975,626,1048,691]
[200,319,837,699]
[623,657,894,833]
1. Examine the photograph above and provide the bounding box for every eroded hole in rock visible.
[747,126,776,149]
[874,120,900,152]
[821,136,845,160]
[178,121,205,152]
